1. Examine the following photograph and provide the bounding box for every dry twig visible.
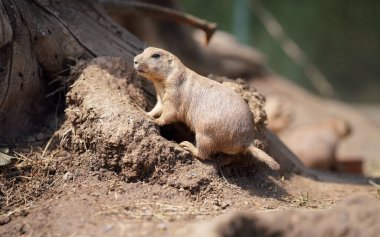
[101,0,217,44]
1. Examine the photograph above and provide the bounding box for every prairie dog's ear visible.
[167,55,174,63]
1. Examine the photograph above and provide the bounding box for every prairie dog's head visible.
[331,119,351,138]
[322,118,351,138]
[133,47,181,82]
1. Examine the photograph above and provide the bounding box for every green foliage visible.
[183,0,380,102]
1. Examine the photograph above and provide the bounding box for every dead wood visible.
[0,0,144,143]
[0,0,47,142]
[100,0,217,44]
[103,1,266,79]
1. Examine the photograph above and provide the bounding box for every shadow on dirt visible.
[158,121,288,200]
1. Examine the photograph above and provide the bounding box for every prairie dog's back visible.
[180,70,254,144]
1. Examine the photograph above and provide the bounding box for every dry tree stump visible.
[0,0,143,143]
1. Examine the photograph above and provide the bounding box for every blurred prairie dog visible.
[282,118,351,169]
[265,95,293,133]
[133,47,280,170]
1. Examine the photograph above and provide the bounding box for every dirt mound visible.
[60,57,281,188]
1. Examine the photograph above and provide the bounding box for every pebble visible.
[0,216,11,225]
[63,172,73,181]
[157,222,168,231]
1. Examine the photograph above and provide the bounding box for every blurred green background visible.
[182,0,380,103]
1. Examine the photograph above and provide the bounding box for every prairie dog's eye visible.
[151,53,161,59]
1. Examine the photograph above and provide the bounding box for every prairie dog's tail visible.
[248,144,280,170]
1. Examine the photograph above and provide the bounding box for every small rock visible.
[63,172,73,181]
[213,199,220,206]
[221,202,230,210]
[20,223,29,234]
[0,216,11,225]
[103,224,113,232]
[20,209,29,217]
[157,222,168,231]
[0,152,12,166]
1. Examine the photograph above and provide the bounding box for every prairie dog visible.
[282,118,351,169]
[133,47,280,170]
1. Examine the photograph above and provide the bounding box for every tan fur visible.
[282,118,351,170]
[134,47,280,170]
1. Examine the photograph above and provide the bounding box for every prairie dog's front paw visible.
[146,111,156,119]
[153,117,166,126]
[146,110,162,119]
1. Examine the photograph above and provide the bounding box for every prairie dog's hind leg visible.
[180,134,213,160]
[180,141,209,160]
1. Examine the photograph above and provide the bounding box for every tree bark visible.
[0,0,144,143]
